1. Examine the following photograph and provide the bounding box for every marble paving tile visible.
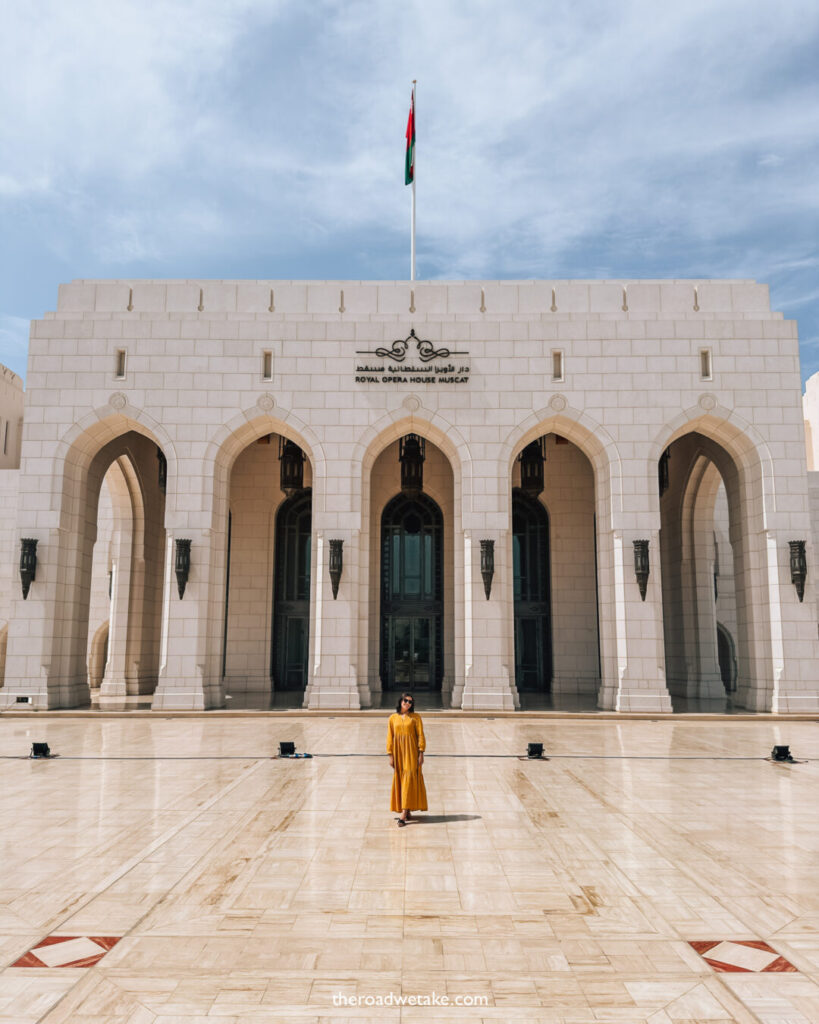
[11,935,120,969]
[0,716,816,1023]
[691,939,798,973]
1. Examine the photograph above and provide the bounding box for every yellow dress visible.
[387,712,428,812]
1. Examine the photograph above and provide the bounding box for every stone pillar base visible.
[598,684,673,713]
[0,680,91,710]
[773,693,819,713]
[460,678,518,711]
[151,678,224,710]
[305,680,361,710]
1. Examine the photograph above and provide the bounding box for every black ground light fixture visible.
[30,743,51,758]
[633,539,650,601]
[527,742,544,759]
[480,539,495,599]
[19,538,38,599]
[771,745,794,762]
[279,438,305,496]
[175,539,191,599]
[328,539,343,599]
[519,438,545,497]
[789,540,807,602]
[279,741,296,756]
[399,433,425,496]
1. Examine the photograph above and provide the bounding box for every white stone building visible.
[0,278,817,713]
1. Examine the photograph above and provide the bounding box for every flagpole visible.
[411,80,416,282]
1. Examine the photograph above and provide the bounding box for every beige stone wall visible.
[223,435,313,692]
[540,435,599,692]
[2,278,817,712]
[803,373,819,471]
[0,365,23,470]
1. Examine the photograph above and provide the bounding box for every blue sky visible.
[2,0,818,385]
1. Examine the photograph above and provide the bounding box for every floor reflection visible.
[85,686,767,715]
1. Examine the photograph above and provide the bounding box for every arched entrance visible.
[271,489,312,690]
[380,492,443,691]
[221,429,314,704]
[512,488,552,691]
[508,430,600,705]
[659,431,743,707]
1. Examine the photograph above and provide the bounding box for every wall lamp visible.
[480,539,495,600]
[789,540,807,603]
[519,437,546,497]
[279,438,305,496]
[175,539,192,599]
[328,539,343,599]
[20,538,37,600]
[399,434,425,496]
[633,539,649,601]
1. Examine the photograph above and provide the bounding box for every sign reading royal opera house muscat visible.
[0,278,818,714]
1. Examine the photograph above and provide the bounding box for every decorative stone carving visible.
[402,394,421,412]
[549,394,567,412]
[257,394,275,412]
[698,393,717,411]
[108,393,127,410]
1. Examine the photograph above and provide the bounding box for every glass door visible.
[380,493,443,691]
[272,489,312,691]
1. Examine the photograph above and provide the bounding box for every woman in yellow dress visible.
[387,693,427,826]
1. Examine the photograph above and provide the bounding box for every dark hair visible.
[395,692,415,713]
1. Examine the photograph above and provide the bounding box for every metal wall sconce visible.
[658,448,670,496]
[279,438,305,495]
[789,540,807,602]
[328,539,343,599]
[399,434,425,496]
[157,447,167,494]
[175,539,192,599]
[19,538,37,600]
[519,437,545,497]
[713,532,720,600]
[633,539,650,601]
[480,539,495,600]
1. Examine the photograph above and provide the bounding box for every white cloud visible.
[1,0,818,286]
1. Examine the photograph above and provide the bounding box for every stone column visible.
[304,529,362,709]
[1,526,91,709]
[738,529,819,712]
[152,527,224,710]
[688,527,726,703]
[459,529,519,711]
[597,528,673,713]
[99,527,136,698]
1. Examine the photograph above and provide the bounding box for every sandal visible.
[397,817,407,827]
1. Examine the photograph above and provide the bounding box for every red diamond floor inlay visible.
[689,939,798,973]
[11,935,121,969]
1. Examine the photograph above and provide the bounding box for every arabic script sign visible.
[355,329,470,384]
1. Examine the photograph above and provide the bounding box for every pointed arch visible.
[649,403,775,528]
[205,405,325,524]
[500,404,622,530]
[52,401,177,528]
[354,407,469,529]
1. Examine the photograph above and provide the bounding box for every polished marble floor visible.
[0,715,817,1022]
[89,689,756,713]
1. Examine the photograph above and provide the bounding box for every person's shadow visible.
[403,814,481,823]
